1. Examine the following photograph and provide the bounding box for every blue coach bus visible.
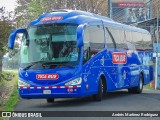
[8,10,153,102]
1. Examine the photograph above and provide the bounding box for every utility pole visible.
[108,0,112,18]
[155,9,159,90]
[150,0,152,19]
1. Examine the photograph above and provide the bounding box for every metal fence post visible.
[155,9,159,90]
[108,0,112,18]
[150,0,152,19]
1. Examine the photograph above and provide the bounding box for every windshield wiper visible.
[42,62,59,66]
[23,63,37,71]
[23,61,45,71]
[42,62,75,68]
[60,63,75,68]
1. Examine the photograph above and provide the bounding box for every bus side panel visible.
[106,48,141,91]
[82,49,130,93]
[82,49,117,94]
[82,53,103,95]
[140,51,154,85]
[105,49,125,91]
[127,50,142,87]
[82,49,154,94]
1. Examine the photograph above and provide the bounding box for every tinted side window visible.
[83,25,105,63]
[124,30,135,50]
[118,29,127,49]
[105,27,116,48]
[84,25,105,50]
[142,33,152,50]
[105,27,127,49]
[125,31,132,42]
[132,32,143,50]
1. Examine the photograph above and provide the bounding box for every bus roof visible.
[29,9,149,34]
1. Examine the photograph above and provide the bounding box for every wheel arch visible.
[100,74,107,93]
[140,71,144,84]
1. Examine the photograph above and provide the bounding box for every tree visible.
[15,0,108,27]
[0,7,14,71]
[15,0,50,28]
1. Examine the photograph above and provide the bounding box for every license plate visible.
[43,90,51,94]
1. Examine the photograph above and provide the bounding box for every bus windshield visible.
[20,24,79,70]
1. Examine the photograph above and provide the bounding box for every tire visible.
[93,78,103,101]
[47,98,54,103]
[128,74,143,94]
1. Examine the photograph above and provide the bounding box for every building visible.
[152,0,160,18]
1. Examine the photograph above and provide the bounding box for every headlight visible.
[18,79,30,87]
[65,77,82,86]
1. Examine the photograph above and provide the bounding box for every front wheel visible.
[93,78,103,101]
[128,74,143,94]
[46,98,55,103]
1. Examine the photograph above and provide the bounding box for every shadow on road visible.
[13,89,160,112]
[28,90,134,108]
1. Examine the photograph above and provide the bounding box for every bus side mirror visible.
[77,25,85,47]
[8,28,26,49]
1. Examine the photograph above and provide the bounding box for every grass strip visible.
[2,86,19,111]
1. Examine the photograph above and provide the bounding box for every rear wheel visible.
[93,78,103,101]
[128,74,143,94]
[47,98,55,103]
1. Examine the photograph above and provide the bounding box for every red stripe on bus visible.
[34,86,37,89]
[73,86,77,89]
[41,86,45,89]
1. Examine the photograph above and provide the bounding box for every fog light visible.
[67,88,73,92]
[86,84,89,90]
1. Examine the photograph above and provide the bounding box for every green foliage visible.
[15,0,107,28]
[3,53,19,70]
[0,7,20,71]
[0,72,18,112]
[0,7,15,71]
[144,84,155,90]
[2,86,19,111]
[15,0,51,28]
[0,71,17,113]
[0,72,13,82]
[0,7,14,54]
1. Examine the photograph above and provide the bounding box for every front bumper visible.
[18,85,83,99]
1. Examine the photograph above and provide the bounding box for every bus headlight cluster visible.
[65,77,82,86]
[18,79,30,87]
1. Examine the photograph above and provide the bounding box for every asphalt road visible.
[10,90,160,120]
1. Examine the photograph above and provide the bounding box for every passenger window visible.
[89,26,105,50]
[105,27,127,49]
[83,25,105,63]
[105,27,116,48]
[132,32,143,50]
[124,31,135,50]
[143,33,151,42]
[142,33,152,50]
[125,41,136,50]
[125,31,132,42]
[117,29,127,49]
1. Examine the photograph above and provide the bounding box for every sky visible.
[0,0,17,12]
